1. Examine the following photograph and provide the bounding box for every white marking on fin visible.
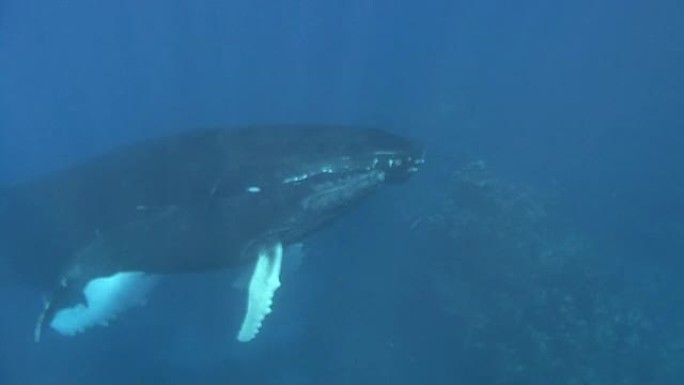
[50,272,158,337]
[237,242,283,342]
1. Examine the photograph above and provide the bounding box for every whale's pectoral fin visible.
[34,272,158,342]
[237,242,284,342]
[232,242,303,291]
[35,299,54,343]
[35,279,88,342]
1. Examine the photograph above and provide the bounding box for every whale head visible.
[229,126,424,234]
[235,125,424,186]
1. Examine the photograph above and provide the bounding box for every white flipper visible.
[50,272,158,336]
[232,242,303,290]
[237,242,283,342]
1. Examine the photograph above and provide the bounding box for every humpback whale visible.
[0,125,423,342]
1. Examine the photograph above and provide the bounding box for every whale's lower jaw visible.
[47,272,158,337]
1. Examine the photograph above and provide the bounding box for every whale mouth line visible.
[301,170,386,211]
[281,149,419,187]
[312,169,386,192]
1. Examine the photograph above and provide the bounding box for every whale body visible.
[0,125,423,342]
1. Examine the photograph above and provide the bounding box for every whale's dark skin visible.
[0,125,423,338]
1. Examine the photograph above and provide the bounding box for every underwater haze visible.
[1,0,683,384]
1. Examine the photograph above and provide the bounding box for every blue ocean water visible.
[1,0,682,384]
